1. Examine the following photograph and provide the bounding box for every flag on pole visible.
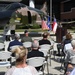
[42,19,49,30]
[52,17,58,33]
[47,16,51,30]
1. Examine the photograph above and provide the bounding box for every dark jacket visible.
[27,50,44,58]
[39,39,51,45]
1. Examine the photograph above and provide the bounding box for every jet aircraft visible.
[0,2,44,26]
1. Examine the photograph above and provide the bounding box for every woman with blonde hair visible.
[5,46,39,75]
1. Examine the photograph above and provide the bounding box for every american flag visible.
[42,19,49,30]
[52,17,58,33]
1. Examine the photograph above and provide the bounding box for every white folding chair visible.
[23,41,32,48]
[27,57,45,75]
[39,49,48,57]
[0,51,11,68]
[39,48,51,74]
[40,44,51,50]
[39,44,53,66]
[0,43,5,50]
[10,45,20,51]
[70,56,75,64]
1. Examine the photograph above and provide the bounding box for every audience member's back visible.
[27,39,44,71]
[27,39,44,58]
[39,32,51,45]
[8,33,23,51]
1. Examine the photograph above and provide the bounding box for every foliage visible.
[31,23,40,29]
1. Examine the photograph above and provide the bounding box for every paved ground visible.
[0,31,75,75]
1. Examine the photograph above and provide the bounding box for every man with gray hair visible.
[27,39,44,70]
[8,33,23,51]
[27,39,44,58]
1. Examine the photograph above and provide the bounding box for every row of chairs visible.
[0,41,54,75]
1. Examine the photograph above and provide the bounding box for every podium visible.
[56,26,67,43]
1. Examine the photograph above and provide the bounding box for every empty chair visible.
[23,41,32,48]
[0,51,11,67]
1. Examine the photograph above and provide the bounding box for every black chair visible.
[56,43,65,71]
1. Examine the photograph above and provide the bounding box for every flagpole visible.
[50,0,52,29]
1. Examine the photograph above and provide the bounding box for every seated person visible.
[21,30,32,43]
[5,46,39,75]
[65,40,75,75]
[69,67,75,75]
[8,33,23,51]
[57,32,72,55]
[27,39,44,71]
[66,64,74,75]
[65,40,75,63]
[39,32,51,45]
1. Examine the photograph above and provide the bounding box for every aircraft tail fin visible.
[40,2,47,15]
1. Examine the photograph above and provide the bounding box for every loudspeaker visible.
[28,11,32,24]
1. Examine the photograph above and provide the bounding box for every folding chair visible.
[39,48,50,74]
[10,45,20,51]
[39,44,53,66]
[27,57,45,75]
[23,41,32,51]
[0,51,11,68]
[40,44,51,50]
[23,41,32,48]
[0,43,5,51]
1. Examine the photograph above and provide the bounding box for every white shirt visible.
[5,66,39,75]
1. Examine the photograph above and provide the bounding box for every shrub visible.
[31,23,40,29]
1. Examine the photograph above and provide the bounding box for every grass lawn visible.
[0,28,74,33]
[0,28,48,33]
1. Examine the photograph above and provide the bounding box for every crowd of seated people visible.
[4,30,75,75]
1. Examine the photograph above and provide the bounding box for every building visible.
[61,0,75,21]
